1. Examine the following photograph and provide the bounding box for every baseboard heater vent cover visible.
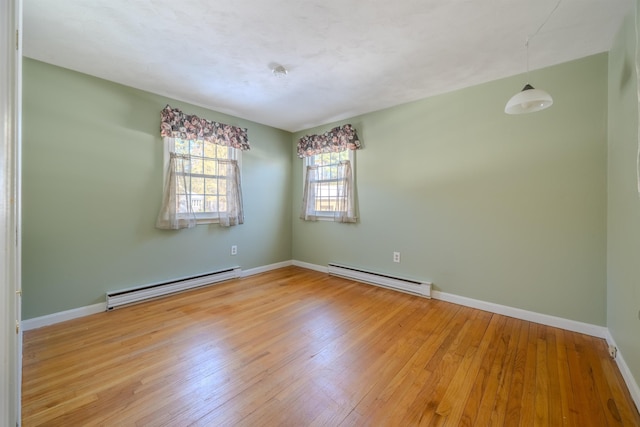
[328,263,431,298]
[106,267,242,310]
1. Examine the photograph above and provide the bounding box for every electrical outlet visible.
[393,252,401,263]
[608,345,617,359]
[231,245,237,256]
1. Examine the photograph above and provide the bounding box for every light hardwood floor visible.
[22,267,640,426]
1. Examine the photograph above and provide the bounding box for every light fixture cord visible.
[529,0,562,41]
[524,0,562,80]
[526,38,530,81]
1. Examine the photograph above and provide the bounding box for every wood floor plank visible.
[554,328,578,427]
[534,335,550,426]
[487,316,521,426]
[543,328,563,424]
[503,319,530,426]
[21,267,640,426]
[434,312,498,424]
[473,316,521,426]
[458,314,508,426]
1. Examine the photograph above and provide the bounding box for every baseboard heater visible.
[327,263,431,298]
[106,267,242,310]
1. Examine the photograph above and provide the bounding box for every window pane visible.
[191,177,205,194]
[217,145,229,159]
[204,196,217,212]
[190,140,204,157]
[205,179,218,194]
[203,159,216,175]
[191,196,204,213]
[175,175,187,193]
[174,139,189,154]
[182,159,192,174]
[203,141,217,158]
[177,195,189,213]
[190,158,203,174]
[219,181,228,196]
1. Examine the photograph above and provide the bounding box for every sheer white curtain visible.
[213,159,244,227]
[300,160,356,223]
[156,152,197,230]
[333,160,356,223]
[300,165,320,221]
[156,150,244,229]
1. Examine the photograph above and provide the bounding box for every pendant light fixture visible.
[505,0,561,115]
[504,40,553,114]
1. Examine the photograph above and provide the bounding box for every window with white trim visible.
[158,137,243,227]
[300,149,356,222]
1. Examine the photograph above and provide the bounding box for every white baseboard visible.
[292,260,328,273]
[431,290,608,338]
[605,331,640,412]
[22,302,106,331]
[242,260,293,277]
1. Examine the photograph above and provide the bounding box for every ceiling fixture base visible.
[272,65,288,78]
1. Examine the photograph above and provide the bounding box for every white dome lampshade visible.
[505,83,553,114]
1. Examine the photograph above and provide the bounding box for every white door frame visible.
[1,0,23,425]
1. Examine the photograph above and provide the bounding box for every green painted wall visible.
[22,59,292,319]
[23,52,612,328]
[292,54,608,325]
[607,7,640,390]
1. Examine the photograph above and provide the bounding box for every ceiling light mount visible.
[272,65,288,78]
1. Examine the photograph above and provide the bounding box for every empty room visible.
[2,0,640,425]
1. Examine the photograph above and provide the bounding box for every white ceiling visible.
[23,0,631,132]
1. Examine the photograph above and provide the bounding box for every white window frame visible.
[303,149,355,221]
[163,137,242,224]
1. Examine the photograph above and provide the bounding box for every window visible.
[300,149,356,222]
[157,105,249,229]
[156,137,244,229]
[296,123,360,223]
[170,138,239,217]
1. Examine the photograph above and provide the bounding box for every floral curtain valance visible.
[160,105,251,151]
[297,124,361,158]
